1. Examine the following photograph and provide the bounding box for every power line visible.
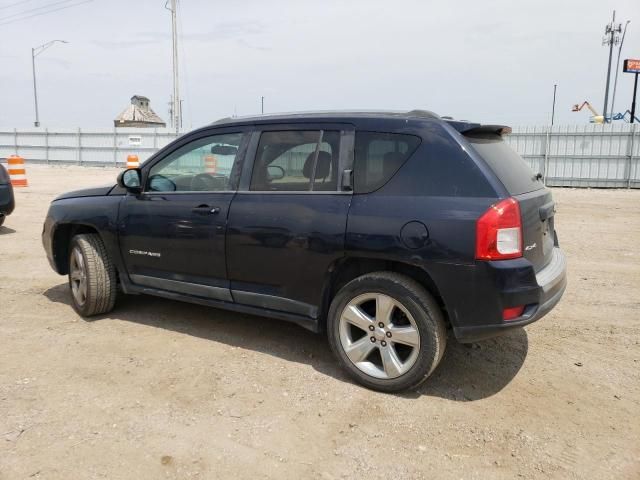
[0,0,82,22]
[0,0,93,26]
[0,0,36,11]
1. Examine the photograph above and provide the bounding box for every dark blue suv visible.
[0,163,15,227]
[42,111,566,392]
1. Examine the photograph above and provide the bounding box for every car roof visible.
[208,110,508,135]
[211,109,443,126]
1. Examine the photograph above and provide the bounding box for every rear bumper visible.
[0,183,15,216]
[452,248,567,342]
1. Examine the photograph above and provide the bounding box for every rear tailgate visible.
[465,132,555,272]
[515,188,556,271]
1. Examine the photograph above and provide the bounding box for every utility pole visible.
[31,40,68,127]
[261,96,264,114]
[631,73,638,124]
[611,20,630,118]
[551,84,557,126]
[166,0,180,135]
[602,11,622,123]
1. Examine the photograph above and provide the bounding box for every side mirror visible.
[148,174,176,192]
[117,168,142,193]
[267,165,285,181]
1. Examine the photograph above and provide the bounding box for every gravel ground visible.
[0,164,639,479]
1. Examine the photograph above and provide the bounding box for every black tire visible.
[0,215,4,227]
[68,233,117,316]
[327,272,447,392]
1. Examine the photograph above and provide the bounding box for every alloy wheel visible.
[69,247,87,307]
[338,293,421,379]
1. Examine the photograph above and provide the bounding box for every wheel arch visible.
[319,256,449,332]
[51,223,102,274]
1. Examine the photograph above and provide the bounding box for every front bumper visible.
[453,248,567,342]
[42,212,59,272]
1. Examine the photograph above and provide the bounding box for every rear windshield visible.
[466,134,543,195]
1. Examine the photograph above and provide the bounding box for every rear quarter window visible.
[354,132,421,193]
[356,127,495,198]
[466,134,544,195]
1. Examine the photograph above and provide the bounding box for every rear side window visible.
[250,130,340,192]
[467,134,543,195]
[354,132,421,193]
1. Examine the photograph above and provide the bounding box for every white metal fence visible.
[0,128,179,166]
[0,124,639,188]
[505,124,639,188]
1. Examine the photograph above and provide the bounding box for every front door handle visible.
[192,205,220,215]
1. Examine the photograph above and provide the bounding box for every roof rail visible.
[405,109,440,119]
[212,117,233,124]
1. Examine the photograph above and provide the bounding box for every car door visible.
[226,124,354,319]
[119,128,250,301]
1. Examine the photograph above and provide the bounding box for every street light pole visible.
[31,47,39,127]
[31,40,68,128]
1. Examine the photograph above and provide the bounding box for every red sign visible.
[624,59,640,73]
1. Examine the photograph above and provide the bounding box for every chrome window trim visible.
[233,190,352,196]
[141,190,237,196]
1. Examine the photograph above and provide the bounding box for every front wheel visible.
[68,233,117,316]
[327,272,447,392]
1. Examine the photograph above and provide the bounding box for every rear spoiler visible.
[446,121,512,136]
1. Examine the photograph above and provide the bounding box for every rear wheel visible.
[68,233,117,316]
[0,215,4,227]
[327,272,446,392]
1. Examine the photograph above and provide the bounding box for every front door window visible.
[148,133,245,192]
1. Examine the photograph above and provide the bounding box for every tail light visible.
[476,197,522,260]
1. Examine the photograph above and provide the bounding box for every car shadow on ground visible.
[0,226,16,235]
[44,283,528,401]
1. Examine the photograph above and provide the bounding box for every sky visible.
[0,0,638,129]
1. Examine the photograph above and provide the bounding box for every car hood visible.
[54,185,115,201]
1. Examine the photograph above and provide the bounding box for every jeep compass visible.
[42,110,567,392]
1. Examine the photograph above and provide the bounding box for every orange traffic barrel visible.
[126,155,139,169]
[7,155,27,187]
[204,154,217,174]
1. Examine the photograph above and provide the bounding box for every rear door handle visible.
[192,205,221,215]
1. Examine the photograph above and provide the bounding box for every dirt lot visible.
[0,164,638,479]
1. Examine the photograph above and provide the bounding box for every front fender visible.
[42,196,124,275]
